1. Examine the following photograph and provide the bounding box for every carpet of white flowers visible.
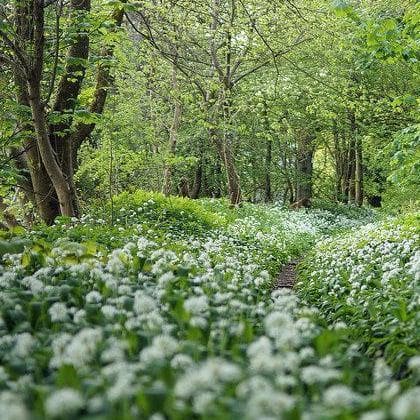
[0,197,418,419]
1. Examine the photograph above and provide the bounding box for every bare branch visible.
[233,36,309,85]
[45,0,64,105]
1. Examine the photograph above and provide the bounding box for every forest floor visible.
[0,193,418,419]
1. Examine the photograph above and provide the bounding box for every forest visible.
[0,0,419,419]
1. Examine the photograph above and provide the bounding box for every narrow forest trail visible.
[275,260,299,289]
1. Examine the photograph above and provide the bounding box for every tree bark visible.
[48,0,91,216]
[355,135,363,206]
[189,158,203,199]
[163,58,181,196]
[264,138,272,202]
[347,111,357,204]
[12,0,60,223]
[263,100,272,202]
[28,81,75,217]
[27,1,76,217]
[295,131,315,207]
[213,131,241,205]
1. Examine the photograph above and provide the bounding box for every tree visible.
[0,0,126,224]
[125,0,309,205]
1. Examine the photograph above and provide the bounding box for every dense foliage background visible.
[0,0,419,224]
[0,1,419,419]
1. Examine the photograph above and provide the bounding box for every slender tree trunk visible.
[295,132,315,207]
[263,101,272,202]
[264,139,272,202]
[332,121,342,201]
[190,158,203,199]
[28,82,75,217]
[281,148,294,204]
[163,59,181,196]
[213,134,241,205]
[218,91,241,205]
[27,2,76,217]
[355,135,363,206]
[347,144,356,204]
[336,137,349,204]
[209,0,241,205]
[213,159,222,198]
[340,141,349,204]
[71,3,126,168]
[347,111,357,204]
[12,1,60,223]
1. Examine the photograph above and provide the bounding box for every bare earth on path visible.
[275,260,299,289]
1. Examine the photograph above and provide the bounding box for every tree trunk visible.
[295,132,315,207]
[12,1,60,223]
[333,121,343,202]
[27,2,76,217]
[212,159,222,198]
[213,134,241,205]
[8,0,124,224]
[347,111,357,204]
[163,59,181,196]
[355,135,363,206]
[28,82,75,217]
[263,101,272,202]
[190,158,203,199]
[71,3,126,168]
[264,138,272,202]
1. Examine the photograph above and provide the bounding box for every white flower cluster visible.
[0,204,416,419]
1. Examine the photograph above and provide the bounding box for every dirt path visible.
[275,260,298,289]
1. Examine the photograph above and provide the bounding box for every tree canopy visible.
[0,0,419,224]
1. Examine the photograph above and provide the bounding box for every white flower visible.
[133,292,156,314]
[74,309,86,324]
[50,329,102,369]
[87,396,104,413]
[408,355,420,374]
[22,276,44,294]
[247,336,272,359]
[323,384,361,407]
[0,391,28,420]
[45,388,84,418]
[236,376,272,398]
[48,302,68,322]
[101,305,118,319]
[158,271,175,287]
[373,358,392,395]
[14,333,36,358]
[101,339,126,363]
[175,358,241,399]
[391,387,420,419]
[360,410,385,420]
[190,316,208,329]
[107,370,136,402]
[193,391,215,414]
[140,335,179,365]
[301,365,341,385]
[171,354,193,370]
[184,295,209,315]
[86,291,102,303]
[246,388,295,418]
[149,414,165,420]
[264,311,293,338]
